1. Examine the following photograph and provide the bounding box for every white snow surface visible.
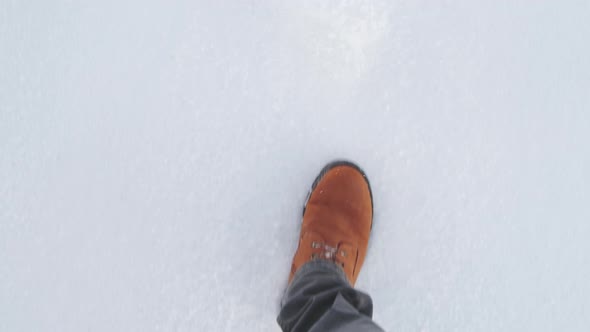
[1,1,590,331]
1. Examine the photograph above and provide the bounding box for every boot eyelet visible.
[311,241,322,249]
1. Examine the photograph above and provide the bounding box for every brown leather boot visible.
[288,161,374,286]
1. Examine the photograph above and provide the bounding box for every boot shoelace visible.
[311,241,347,268]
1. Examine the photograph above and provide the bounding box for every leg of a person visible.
[277,260,384,332]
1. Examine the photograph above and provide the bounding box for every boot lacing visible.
[310,241,347,268]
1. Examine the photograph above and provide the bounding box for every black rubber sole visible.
[302,160,374,229]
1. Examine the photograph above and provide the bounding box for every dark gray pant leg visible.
[277,260,384,332]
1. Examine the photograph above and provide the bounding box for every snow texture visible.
[1,1,590,331]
